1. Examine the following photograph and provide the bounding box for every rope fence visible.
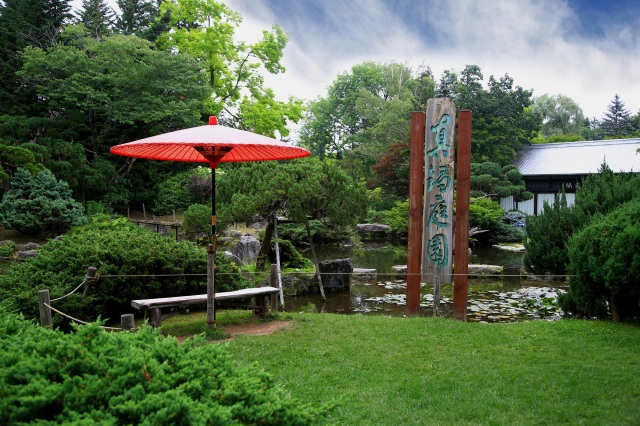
[38,264,573,330]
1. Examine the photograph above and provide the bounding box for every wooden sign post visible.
[421,98,456,316]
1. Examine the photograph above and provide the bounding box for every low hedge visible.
[0,217,251,328]
[0,310,328,424]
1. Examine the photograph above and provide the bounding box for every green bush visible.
[182,203,212,238]
[524,193,585,276]
[0,217,250,328]
[153,167,211,215]
[269,239,314,269]
[0,310,329,424]
[0,240,15,258]
[0,168,86,236]
[469,197,504,245]
[560,200,640,322]
[492,222,525,244]
[383,200,409,238]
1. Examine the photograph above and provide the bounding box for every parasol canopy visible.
[110,116,309,166]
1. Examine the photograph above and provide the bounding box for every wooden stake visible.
[38,289,52,328]
[407,111,425,315]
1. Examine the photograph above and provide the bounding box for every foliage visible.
[0,217,250,328]
[502,210,526,226]
[470,162,532,202]
[574,162,640,218]
[599,94,634,138]
[156,0,303,134]
[0,240,15,258]
[300,61,435,183]
[217,158,368,236]
[269,239,314,269]
[153,167,211,214]
[0,168,86,236]
[370,141,410,199]
[277,220,354,245]
[524,193,585,276]
[560,200,640,322]
[383,200,409,238]
[449,66,540,166]
[532,93,585,138]
[0,310,329,424]
[469,197,504,237]
[491,222,526,244]
[181,203,212,238]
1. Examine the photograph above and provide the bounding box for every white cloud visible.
[229,0,640,121]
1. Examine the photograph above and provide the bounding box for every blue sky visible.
[225,0,640,122]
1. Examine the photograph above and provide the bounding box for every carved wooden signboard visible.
[421,98,456,313]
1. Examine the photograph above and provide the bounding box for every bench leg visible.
[151,308,162,328]
[260,295,269,318]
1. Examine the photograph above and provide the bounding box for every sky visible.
[219,0,639,121]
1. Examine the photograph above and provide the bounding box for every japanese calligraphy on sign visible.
[422,98,456,287]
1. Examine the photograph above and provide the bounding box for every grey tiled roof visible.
[514,139,640,176]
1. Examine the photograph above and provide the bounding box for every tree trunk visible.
[305,220,325,301]
[255,217,274,272]
[611,295,621,323]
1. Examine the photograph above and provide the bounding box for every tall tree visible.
[155,0,302,135]
[0,0,73,115]
[600,94,634,138]
[114,0,158,36]
[76,0,114,38]
[533,93,585,139]
[17,29,208,205]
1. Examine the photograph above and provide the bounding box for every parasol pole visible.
[207,162,217,330]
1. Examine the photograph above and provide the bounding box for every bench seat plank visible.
[131,286,280,310]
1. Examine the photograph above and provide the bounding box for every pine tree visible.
[600,94,634,137]
[114,0,158,36]
[76,0,114,38]
[0,0,72,114]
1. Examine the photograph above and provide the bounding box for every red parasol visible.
[110,116,310,328]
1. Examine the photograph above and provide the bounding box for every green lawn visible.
[198,313,640,425]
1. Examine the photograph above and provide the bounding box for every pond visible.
[288,243,567,322]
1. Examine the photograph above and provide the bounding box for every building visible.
[500,138,640,215]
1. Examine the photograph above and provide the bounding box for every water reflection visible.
[287,244,567,322]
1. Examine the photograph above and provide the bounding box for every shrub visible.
[384,200,409,238]
[0,217,250,328]
[560,200,640,322]
[182,203,212,238]
[153,167,211,215]
[524,193,585,276]
[469,197,504,245]
[0,168,86,236]
[269,239,314,269]
[0,311,329,424]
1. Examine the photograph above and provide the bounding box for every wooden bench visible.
[131,286,280,327]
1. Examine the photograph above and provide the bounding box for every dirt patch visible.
[174,320,293,343]
[223,320,293,337]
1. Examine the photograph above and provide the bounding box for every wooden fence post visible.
[121,314,135,331]
[83,266,98,296]
[38,289,52,328]
[270,264,279,311]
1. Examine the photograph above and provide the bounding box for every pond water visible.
[288,243,567,322]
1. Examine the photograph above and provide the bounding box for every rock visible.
[229,230,243,238]
[356,223,390,233]
[392,265,407,275]
[17,250,39,259]
[318,258,352,292]
[223,251,243,266]
[15,242,40,251]
[264,258,353,296]
[492,244,525,253]
[468,264,503,276]
[352,268,377,283]
[231,235,262,265]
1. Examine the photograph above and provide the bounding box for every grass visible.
[160,309,277,338]
[212,313,640,425]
